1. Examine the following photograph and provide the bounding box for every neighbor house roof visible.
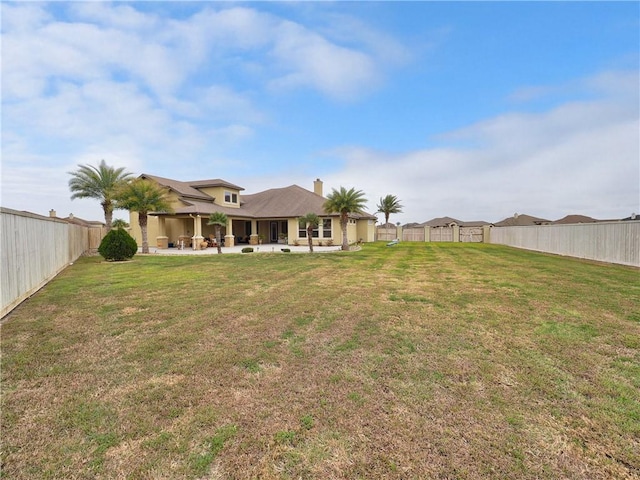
[494,214,550,227]
[551,214,599,224]
[420,216,463,227]
[55,214,105,227]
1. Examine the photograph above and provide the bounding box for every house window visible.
[322,218,332,238]
[299,219,321,237]
[224,191,238,204]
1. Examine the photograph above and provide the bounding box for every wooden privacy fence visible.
[402,228,425,242]
[376,225,485,243]
[488,221,640,267]
[376,221,637,266]
[1,208,106,318]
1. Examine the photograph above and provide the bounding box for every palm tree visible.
[207,212,228,254]
[376,194,403,226]
[68,160,134,230]
[299,213,320,253]
[116,179,173,254]
[323,186,367,251]
[111,218,129,229]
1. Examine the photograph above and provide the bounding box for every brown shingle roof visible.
[420,216,463,227]
[494,214,550,227]
[241,185,328,218]
[187,179,244,191]
[145,175,377,220]
[551,214,598,224]
[166,200,250,217]
[140,174,212,200]
[62,215,105,227]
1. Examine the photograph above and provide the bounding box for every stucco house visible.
[128,175,377,249]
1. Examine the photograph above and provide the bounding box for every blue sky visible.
[2,1,638,224]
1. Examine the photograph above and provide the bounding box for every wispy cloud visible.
[325,70,639,222]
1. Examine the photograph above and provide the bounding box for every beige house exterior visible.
[128,175,377,249]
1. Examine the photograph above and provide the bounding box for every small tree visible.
[299,213,320,253]
[324,187,368,251]
[111,218,129,229]
[207,212,228,254]
[98,228,137,261]
[68,160,133,230]
[376,194,403,226]
[116,179,173,254]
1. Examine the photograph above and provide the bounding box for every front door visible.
[270,222,278,243]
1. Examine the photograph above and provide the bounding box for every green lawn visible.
[1,243,639,479]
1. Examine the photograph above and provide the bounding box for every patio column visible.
[156,216,168,249]
[225,217,235,247]
[250,220,259,245]
[192,215,204,249]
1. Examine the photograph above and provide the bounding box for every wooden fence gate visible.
[460,226,483,242]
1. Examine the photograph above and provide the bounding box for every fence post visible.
[424,226,430,243]
[483,225,491,243]
[452,224,460,242]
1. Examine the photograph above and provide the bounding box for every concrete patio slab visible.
[139,244,343,255]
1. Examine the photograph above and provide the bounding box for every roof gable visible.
[141,174,212,201]
[187,179,244,191]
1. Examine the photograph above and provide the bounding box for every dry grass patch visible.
[2,243,639,479]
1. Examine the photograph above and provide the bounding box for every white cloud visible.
[269,19,379,99]
[325,71,639,223]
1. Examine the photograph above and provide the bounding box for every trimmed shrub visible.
[98,228,138,261]
[241,247,254,253]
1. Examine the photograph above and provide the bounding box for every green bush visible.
[98,228,138,261]
[241,247,254,253]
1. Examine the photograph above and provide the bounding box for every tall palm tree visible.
[299,213,320,253]
[68,160,133,230]
[323,186,367,251]
[116,179,173,254]
[376,194,403,226]
[207,212,228,254]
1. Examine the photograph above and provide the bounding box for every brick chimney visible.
[314,178,323,197]
[49,209,56,218]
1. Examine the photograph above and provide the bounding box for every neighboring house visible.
[128,175,377,248]
[48,209,106,227]
[551,214,599,225]
[420,216,464,227]
[493,213,550,227]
